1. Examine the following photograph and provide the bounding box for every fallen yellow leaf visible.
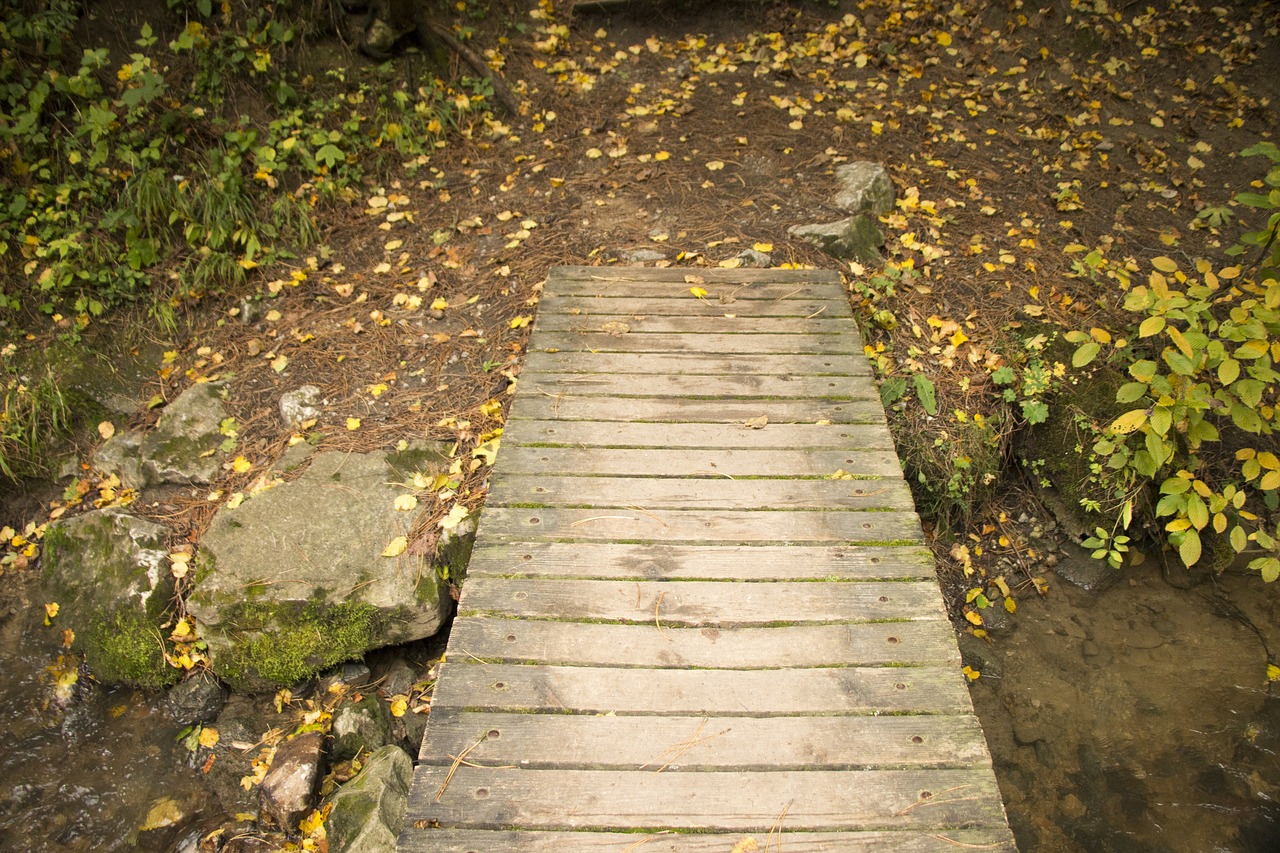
[381,536,408,558]
[346,418,361,431]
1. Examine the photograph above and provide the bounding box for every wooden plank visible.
[524,351,872,377]
[498,447,904,478]
[479,507,921,545]
[465,542,936,580]
[446,617,960,668]
[547,265,842,287]
[459,579,946,625]
[431,663,971,716]
[539,296,847,318]
[486,474,915,511]
[535,314,855,335]
[509,395,886,424]
[420,711,993,769]
[500,420,894,450]
[521,373,871,400]
[532,332,860,354]
[406,766,1009,831]
[399,828,1018,853]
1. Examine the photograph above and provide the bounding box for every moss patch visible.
[214,599,383,691]
[85,610,180,689]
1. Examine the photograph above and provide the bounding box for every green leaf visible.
[1160,477,1190,495]
[991,366,1015,385]
[1116,382,1149,403]
[1129,360,1158,382]
[1232,403,1264,433]
[879,376,907,406]
[1150,407,1172,436]
[1163,350,1195,376]
[1219,358,1241,385]
[1073,341,1101,367]
[1231,525,1248,553]
[1063,330,1090,343]
[913,374,938,415]
[1021,400,1049,424]
[1179,530,1202,567]
[1138,315,1166,337]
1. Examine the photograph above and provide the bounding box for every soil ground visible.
[3,0,1280,850]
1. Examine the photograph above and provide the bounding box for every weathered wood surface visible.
[523,372,874,399]
[398,266,1015,852]
[486,473,915,510]
[510,395,885,424]
[501,420,894,449]
[498,446,904,477]
[400,829,1017,853]
[458,578,946,624]
[421,711,993,769]
[523,350,873,376]
[465,542,936,580]
[446,617,960,668]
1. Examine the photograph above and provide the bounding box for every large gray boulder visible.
[324,745,413,853]
[140,381,230,486]
[188,450,452,692]
[41,508,178,688]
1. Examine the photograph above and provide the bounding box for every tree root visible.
[414,12,522,116]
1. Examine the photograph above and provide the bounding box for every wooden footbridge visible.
[397,266,1016,851]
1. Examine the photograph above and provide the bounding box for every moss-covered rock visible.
[42,508,178,688]
[188,450,451,692]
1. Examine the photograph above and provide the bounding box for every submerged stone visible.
[41,508,178,688]
[324,745,412,853]
[260,730,325,831]
[188,450,451,692]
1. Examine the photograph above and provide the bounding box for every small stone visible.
[377,658,419,699]
[616,247,667,263]
[788,215,885,263]
[324,745,412,853]
[260,731,325,831]
[1060,793,1088,820]
[331,694,394,762]
[91,429,145,488]
[1045,553,1060,567]
[279,385,323,428]
[165,673,228,726]
[832,162,896,216]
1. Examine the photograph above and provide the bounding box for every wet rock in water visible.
[788,216,885,263]
[41,508,178,688]
[260,730,325,831]
[324,745,412,853]
[139,382,229,486]
[832,161,896,216]
[279,385,323,428]
[165,673,228,726]
[1052,546,1119,593]
[331,694,395,761]
[189,450,452,692]
[202,695,273,815]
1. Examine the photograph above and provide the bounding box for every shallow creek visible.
[2,546,1280,850]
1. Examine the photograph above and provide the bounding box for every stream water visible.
[2,529,1280,850]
